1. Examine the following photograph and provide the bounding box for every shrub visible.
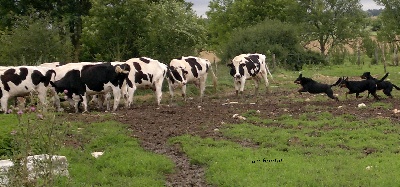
[0,14,72,66]
[221,19,324,69]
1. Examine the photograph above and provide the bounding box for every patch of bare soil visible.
[65,87,400,186]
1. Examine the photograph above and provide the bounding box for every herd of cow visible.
[2,52,394,114]
[0,55,221,113]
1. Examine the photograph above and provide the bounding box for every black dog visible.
[294,74,341,101]
[361,72,400,98]
[338,73,388,100]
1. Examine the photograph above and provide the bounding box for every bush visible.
[221,19,324,69]
[0,14,72,66]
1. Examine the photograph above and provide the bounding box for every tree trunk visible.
[394,45,399,66]
[272,54,276,69]
[374,46,379,65]
[357,45,361,66]
[382,44,387,73]
[70,16,82,63]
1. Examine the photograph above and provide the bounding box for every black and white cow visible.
[50,62,130,113]
[227,53,273,95]
[0,66,55,113]
[124,57,168,105]
[168,56,217,102]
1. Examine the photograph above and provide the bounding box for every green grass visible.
[1,112,174,186]
[56,121,174,186]
[169,78,400,186]
[0,114,18,159]
[170,134,400,187]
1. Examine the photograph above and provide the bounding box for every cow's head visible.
[229,56,247,79]
[114,64,130,74]
[167,66,187,86]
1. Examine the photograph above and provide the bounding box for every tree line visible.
[0,0,398,68]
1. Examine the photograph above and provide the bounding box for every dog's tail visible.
[393,84,400,90]
[330,77,343,87]
[378,72,389,83]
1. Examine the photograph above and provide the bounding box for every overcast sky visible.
[186,0,384,17]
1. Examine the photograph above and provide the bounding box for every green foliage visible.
[3,105,68,186]
[222,19,299,61]
[206,0,297,48]
[328,45,347,65]
[0,14,72,66]
[0,115,18,158]
[138,0,206,63]
[374,0,400,41]
[221,19,324,69]
[81,0,149,61]
[81,0,205,63]
[296,0,367,55]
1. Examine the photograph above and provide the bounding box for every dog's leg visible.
[371,92,380,100]
[383,89,392,98]
[326,90,339,101]
[298,88,306,95]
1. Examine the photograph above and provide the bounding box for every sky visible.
[186,0,384,17]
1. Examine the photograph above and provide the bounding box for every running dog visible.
[361,72,399,98]
[294,74,341,101]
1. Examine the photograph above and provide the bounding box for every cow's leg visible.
[37,88,48,112]
[182,84,187,101]
[119,82,130,108]
[154,80,163,105]
[126,85,136,108]
[253,77,260,95]
[104,93,111,111]
[71,95,81,113]
[261,70,270,92]
[168,81,175,103]
[51,88,62,111]
[82,94,89,113]
[112,88,121,111]
[234,79,241,96]
[1,95,9,113]
[239,78,246,95]
[199,75,207,102]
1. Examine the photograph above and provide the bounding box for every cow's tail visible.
[43,70,56,85]
[208,63,218,92]
[265,63,273,81]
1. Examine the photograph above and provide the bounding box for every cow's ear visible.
[299,74,302,78]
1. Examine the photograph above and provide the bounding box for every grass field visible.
[1,58,400,186]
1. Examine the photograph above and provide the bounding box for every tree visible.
[81,0,149,61]
[0,0,91,62]
[295,0,367,55]
[222,19,325,69]
[138,0,206,63]
[0,15,72,66]
[206,0,296,49]
[374,0,400,42]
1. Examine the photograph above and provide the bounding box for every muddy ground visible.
[67,87,400,186]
